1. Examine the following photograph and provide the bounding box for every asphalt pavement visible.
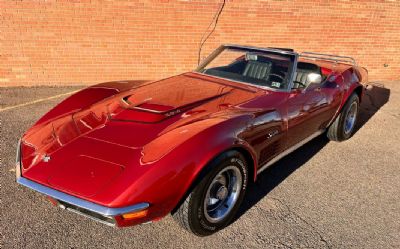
[1,82,399,248]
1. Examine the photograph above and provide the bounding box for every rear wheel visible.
[327,93,359,141]
[172,150,248,236]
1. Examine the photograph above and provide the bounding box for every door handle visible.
[314,87,321,92]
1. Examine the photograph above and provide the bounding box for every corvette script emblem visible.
[42,155,51,162]
[267,130,279,139]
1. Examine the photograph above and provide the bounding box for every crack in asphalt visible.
[278,241,294,249]
[269,196,332,249]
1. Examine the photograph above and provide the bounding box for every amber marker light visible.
[121,209,148,220]
[47,196,59,206]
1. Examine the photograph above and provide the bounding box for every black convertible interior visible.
[292,62,323,89]
[202,53,323,90]
[202,53,290,89]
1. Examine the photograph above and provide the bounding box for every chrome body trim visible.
[122,97,167,114]
[16,174,149,217]
[15,137,149,226]
[287,54,298,90]
[194,44,358,94]
[222,44,297,56]
[131,105,166,114]
[59,203,116,227]
[191,72,288,93]
[300,52,357,67]
[15,158,150,216]
[257,130,325,174]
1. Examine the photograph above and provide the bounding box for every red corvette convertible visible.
[16,45,367,236]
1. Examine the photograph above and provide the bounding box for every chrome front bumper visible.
[15,139,149,226]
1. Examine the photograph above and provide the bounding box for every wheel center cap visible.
[216,186,228,200]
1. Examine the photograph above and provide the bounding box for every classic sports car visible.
[16,45,367,236]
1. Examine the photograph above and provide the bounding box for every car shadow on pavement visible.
[353,82,391,135]
[234,83,391,223]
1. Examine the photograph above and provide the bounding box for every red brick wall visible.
[1,0,399,87]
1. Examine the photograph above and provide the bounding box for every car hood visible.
[20,73,263,202]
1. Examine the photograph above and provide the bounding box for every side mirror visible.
[307,73,322,85]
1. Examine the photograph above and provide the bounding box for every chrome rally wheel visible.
[344,101,358,135]
[204,166,243,223]
[327,93,360,141]
[172,150,248,236]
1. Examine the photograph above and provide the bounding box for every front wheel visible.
[172,150,248,236]
[327,93,360,141]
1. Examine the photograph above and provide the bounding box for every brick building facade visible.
[1,0,399,86]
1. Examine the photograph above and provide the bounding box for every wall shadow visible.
[233,83,391,222]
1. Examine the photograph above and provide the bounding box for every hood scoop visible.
[121,97,176,114]
[112,90,231,123]
[135,102,176,113]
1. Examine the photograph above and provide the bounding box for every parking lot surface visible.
[1,82,399,248]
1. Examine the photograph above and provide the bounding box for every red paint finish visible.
[286,77,343,149]
[19,58,365,226]
[48,155,124,197]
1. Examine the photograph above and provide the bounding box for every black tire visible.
[327,93,360,141]
[172,150,248,236]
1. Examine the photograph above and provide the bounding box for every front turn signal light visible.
[121,209,148,220]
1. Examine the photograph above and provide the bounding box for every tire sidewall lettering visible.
[230,157,247,190]
[198,155,248,231]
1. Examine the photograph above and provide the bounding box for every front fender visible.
[104,114,257,220]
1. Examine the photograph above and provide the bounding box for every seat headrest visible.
[297,62,319,72]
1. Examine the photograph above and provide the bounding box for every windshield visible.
[195,46,295,90]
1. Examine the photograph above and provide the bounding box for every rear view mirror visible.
[245,53,258,61]
[307,73,322,85]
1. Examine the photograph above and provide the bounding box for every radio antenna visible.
[197,0,226,65]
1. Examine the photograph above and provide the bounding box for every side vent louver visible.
[259,141,280,165]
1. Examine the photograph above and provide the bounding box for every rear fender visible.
[328,68,365,126]
[340,67,365,107]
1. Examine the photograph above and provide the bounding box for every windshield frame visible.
[194,44,299,92]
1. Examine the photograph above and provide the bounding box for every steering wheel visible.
[293,80,307,88]
[269,72,285,83]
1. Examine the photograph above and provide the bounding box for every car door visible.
[285,75,343,149]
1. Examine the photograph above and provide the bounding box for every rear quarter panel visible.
[324,66,365,126]
[339,67,365,107]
